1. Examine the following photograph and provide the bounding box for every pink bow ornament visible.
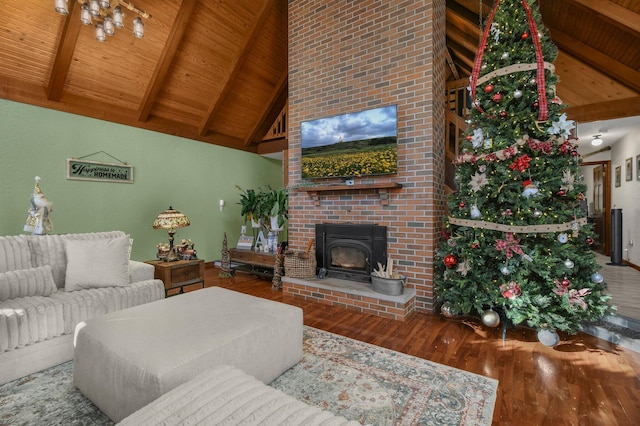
[495,233,524,259]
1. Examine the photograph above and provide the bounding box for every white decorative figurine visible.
[24,176,54,235]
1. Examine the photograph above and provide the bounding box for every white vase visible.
[270,216,283,231]
[251,218,262,228]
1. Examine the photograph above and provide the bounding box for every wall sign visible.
[66,158,134,183]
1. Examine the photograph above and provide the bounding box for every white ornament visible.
[564,259,575,269]
[513,89,522,98]
[547,113,576,138]
[561,170,575,191]
[457,261,471,276]
[471,128,484,148]
[522,182,541,198]
[533,210,543,218]
[470,204,482,219]
[500,266,511,275]
[501,52,509,60]
[482,310,500,327]
[591,272,604,284]
[557,233,568,244]
[490,22,501,43]
[537,329,560,347]
[469,172,489,192]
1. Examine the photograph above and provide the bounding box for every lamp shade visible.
[153,206,190,230]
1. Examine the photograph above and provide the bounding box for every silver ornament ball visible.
[564,259,575,269]
[481,309,500,327]
[591,272,604,284]
[537,329,560,347]
[533,210,543,218]
[441,303,455,318]
[501,52,509,60]
[500,266,510,275]
[513,89,523,98]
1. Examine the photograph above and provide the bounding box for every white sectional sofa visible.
[0,231,165,385]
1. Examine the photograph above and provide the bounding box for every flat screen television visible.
[301,105,398,179]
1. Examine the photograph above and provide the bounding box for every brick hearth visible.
[283,277,416,321]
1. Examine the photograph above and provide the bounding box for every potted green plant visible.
[266,187,288,231]
[236,186,262,228]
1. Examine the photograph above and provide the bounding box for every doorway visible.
[581,161,611,256]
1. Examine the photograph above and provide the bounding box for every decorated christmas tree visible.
[435,0,613,344]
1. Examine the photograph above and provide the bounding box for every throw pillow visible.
[64,235,131,291]
[0,265,57,301]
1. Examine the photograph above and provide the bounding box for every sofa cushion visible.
[0,265,57,301]
[64,236,131,292]
[50,280,165,335]
[27,231,126,289]
[128,261,154,284]
[0,235,32,273]
[0,296,65,352]
[0,280,164,354]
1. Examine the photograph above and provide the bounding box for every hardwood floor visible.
[204,268,640,425]
[596,253,640,320]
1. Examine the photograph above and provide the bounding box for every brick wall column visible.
[287,0,446,313]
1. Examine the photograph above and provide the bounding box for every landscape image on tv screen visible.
[301,105,398,179]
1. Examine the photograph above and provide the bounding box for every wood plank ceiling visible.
[447,0,640,123]
[0,1,638,155]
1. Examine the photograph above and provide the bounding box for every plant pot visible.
[370,274,406,296]
[251,218,262,229]
[270,216,283,232]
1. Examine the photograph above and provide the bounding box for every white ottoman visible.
[73,287,303,422]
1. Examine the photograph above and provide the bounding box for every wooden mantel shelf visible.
[301,182,403,206]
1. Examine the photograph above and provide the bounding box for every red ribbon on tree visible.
[470,0,549,121]
[495,233,524,258]
[509,154,532,172]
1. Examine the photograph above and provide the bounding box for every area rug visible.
[0,326,497,425]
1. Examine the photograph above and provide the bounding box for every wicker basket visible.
[284,254,317,278]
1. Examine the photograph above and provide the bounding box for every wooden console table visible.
[229,248,276,279]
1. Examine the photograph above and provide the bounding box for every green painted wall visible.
[0,99,283,262]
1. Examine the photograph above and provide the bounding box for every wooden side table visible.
[146,259,205,296]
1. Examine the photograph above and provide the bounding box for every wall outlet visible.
[345,179,355,186]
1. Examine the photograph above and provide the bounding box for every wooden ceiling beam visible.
[245,68,288,147]
[198,0,277,136]
[446,25,479,58]
[446,37,475,71]
[47,1,80,101]
[565,96,640,122]
[570,0,640,38]
[446,1,482,40]
[137,0,198,122]
[548,28,640,93]
[445,49,461,80]
[257,139,288,155]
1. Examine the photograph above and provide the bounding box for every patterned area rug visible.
[0,326,497,425]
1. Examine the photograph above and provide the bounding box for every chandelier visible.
[54,0,151,42]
